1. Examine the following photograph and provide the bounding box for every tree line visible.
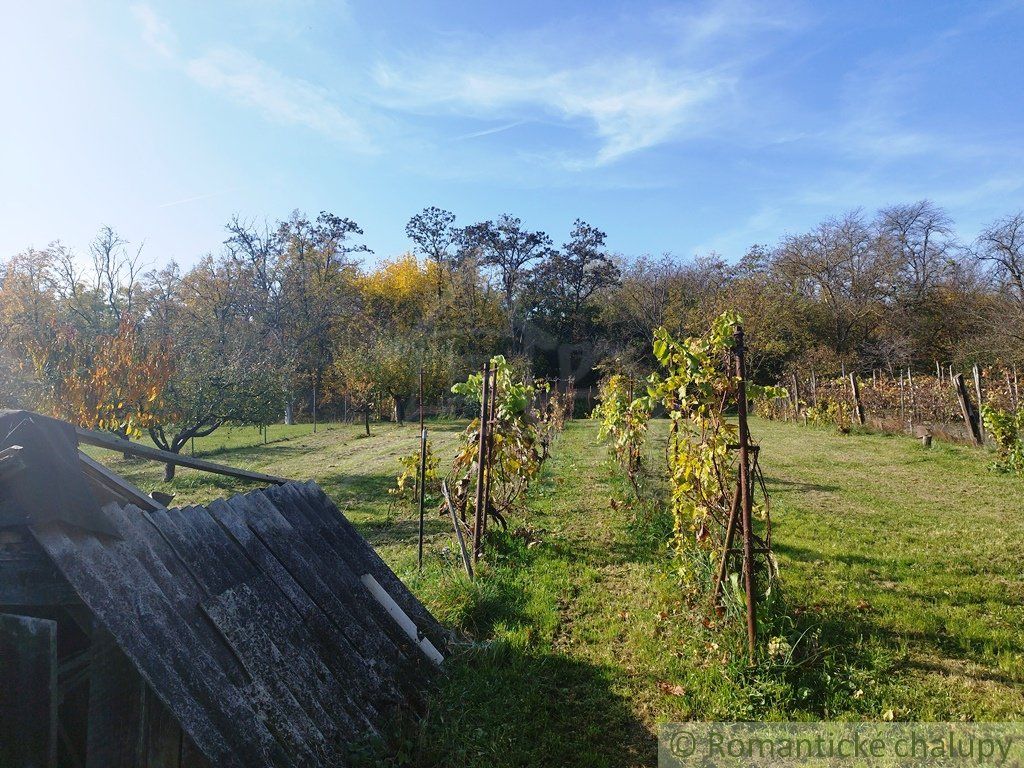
[1,201,1022,459]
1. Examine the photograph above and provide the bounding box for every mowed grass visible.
[88,417,1024,766]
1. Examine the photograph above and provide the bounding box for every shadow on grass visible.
[360,518,451,547]
[318,471,399,500]
[396,643,652,768]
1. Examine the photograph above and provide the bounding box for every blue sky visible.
[2,0,1023,268]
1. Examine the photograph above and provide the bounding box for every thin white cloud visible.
[371,1,802,167]
[656,0,807,52]
[454,120,527,141]
[131,4,177,59]
[132,6,373,152]
[185,48,372,150]
[375,57,731,166]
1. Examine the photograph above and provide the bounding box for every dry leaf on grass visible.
[658,681,686,696]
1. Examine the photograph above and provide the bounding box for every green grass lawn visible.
[89,417,1024,766]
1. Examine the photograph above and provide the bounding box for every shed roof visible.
[1,411,448,767]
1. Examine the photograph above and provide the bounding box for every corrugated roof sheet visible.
[31,480,447,767]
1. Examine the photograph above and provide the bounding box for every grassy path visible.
[91,417,1024,766]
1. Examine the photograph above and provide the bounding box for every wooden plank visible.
[0,612,57,768]
[180,735,214,768]
[75,427,289,486]
[86,627,144,768]
[849,373,866,425]
[142,686,183,768]
[78,451,162,511]
[953,373,984,446]
[0,529,80,606]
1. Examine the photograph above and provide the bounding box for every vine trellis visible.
[598,311,785,660]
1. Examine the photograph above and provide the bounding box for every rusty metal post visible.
[734,327,757,662]
[482,368,498,537]
[711,483,742,607]
[419,367,425,433]
[472,362,491,561]
[417,427,427,571]
[442,480,473,579]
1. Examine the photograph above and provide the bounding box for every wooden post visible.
[973,364,985,441]
[907,367,916,424]
[849,373,865,425]
[417,427,427,571]
[734,327,757,662]
[953,373,983,446]
[0,614,57,768]
[790,372,801,418]
[810,370,818,407]
[472,362,491,561]
[899,371,905,425]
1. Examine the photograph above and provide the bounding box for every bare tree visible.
[877,200,957,303]
[774,210,888,361]
[976,212,1024,309]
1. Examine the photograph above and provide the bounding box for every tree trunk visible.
[284,399,295,425]
[364,407,371,436]
[164,461,176,482]
[394,395,406,425]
